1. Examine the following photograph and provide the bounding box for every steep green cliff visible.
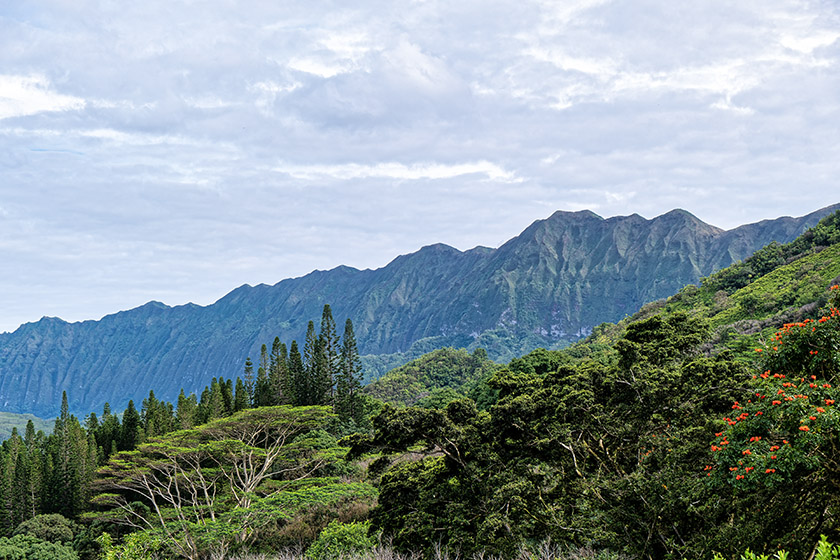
[0,205,836,417]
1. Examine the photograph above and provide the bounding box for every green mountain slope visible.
[0,205,836,417]
[581,209,840,363]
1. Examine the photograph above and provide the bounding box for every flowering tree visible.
[707,285,840,552]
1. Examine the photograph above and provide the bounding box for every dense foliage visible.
[363,347,499,408]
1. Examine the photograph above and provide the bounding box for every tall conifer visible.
[319,304,340,401]
[254,344,272,407]
[288,340,306,405]
[336,318,364,423]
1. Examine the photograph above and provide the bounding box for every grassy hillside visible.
[0,411,52,440]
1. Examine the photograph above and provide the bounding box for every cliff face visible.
[1,204,836,417]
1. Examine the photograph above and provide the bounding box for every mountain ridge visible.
[2,204,838,417]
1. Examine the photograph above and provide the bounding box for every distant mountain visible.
[1,204,837,417]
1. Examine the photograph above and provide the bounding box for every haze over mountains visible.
[1,204,837,417]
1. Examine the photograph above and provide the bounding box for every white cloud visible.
[274,161,519,182]
[0,74,85,120]
[0,0,839,332]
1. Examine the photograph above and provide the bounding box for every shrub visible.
[306,520,377,560]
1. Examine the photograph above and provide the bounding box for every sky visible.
[1,0,839,333]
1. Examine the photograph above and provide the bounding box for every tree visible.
[243,358,255,406]
[319,304,340,401]
[303,321,319,405]
[119,400,143,451]
[269,337,289,405]
[176,390,198,430]
[233,378,249,412]
[336,319,363,424]
[706,290,840,556]
[91,406,343,560]
[289,340,306,406]
[96,403,121,459]
[254,345,273,407]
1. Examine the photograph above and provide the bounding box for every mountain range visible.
[1,204,837,417]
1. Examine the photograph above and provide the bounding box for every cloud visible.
[274,161,518,182]
[0,0,839,332]
[0,74,85,120]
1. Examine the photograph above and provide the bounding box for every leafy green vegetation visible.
[363,347,500,408]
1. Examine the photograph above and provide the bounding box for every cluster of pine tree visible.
[0,395,97,533]
[238,304,366,424]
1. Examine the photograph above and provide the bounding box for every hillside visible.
[363,347,500,408]
[0,204,836,417]
[348,214,840,558]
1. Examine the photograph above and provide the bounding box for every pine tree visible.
[311,338,331,406]
[49,392,73,516]
[288,340,306,406]
[303,320,333,405]
[47,396,91,519]
[221,377,234,415]
[196,386,212,424]
[209,378,227,420]
[254,344,272,407]
[269,338,289,404]
[233,377,250,411]
[177,389,198,429]
[119,400,143,451]
[23,427,43,519]
[96,402,121,459]
[336,318,364,424]
[2,429,23,532]
[319,304,340,401]
[243,357,255,406]
[142,390,161,438]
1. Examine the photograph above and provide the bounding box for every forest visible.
[1,211,839,560]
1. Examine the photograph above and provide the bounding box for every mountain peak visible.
[545,209,603,222]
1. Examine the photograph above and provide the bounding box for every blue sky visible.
[1,0,839,333]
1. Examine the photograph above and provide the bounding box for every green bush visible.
[305,520,377,560]
[714,535,840,560]
[13,513,76,544]
[0,534,78,560]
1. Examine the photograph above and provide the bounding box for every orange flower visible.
[800,425,810,431]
